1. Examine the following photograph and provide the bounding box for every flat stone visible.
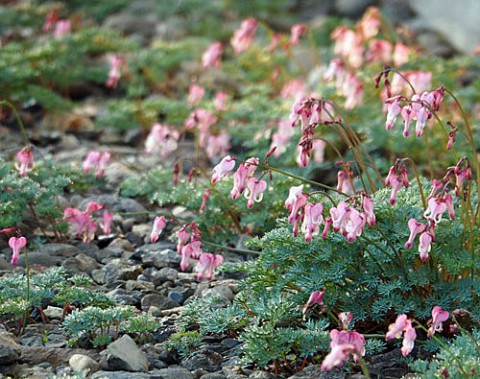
[0,332,20,364]
[69,353,100,374]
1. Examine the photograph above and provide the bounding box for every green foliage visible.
[167,330,203,359]
[408,329,480,378]
[0,267,114,334]
[0,156,94,229]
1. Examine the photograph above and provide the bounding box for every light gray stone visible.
[100,334,149,372]
[43,306,63,320]
[91,258,143,284]
[409,0,480,54]
[69,353,100,374]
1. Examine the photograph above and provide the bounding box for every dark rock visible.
[100,335,149,372]
[61,253,100,275]
[334,0,377,18]
[39,243,81,258]
[0,333,20,364]
[141,293,180,311]
[181,350,223,372]
[107,288,142,306]
[142,248,181,269]
[200,373,227,379]
[91,258,143,284]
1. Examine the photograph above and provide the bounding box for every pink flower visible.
[9,236,27,265]
[329,329,365,364]
[214,92,228,112]
[200,189,211,212]
[366,39,392,64]
[393,42,411,67]
[230,164,249,200]
[244,178,267,208]
[100,211,113,235]
[428,306,449,337]
[386,314,409,340]
[176,226,191,253]
[302,290,325,318]
[145,123,180,158]
[321,344,356,371]
[85,202,104,215]
[343,208,365,243]
[401,322,417,357]
[150,216,167,243]
[342,73,363,109]
[418,232,433,261]
[180,241,203,271]
[362,196,376,227]
[187,84,205,106]
[330,201,350,233]
[196,253,223,280]
[336,170,354,195]
[231,18,257,53]
[385,166,409,205]
[202,42,223,69]
[290,23,307,45]
[106,56,127,89]
[385,314,417,356]
[83,151,111,178]
[54,19,71,38]
[301,203,324,242]
[321,217,333,240]
[358,7,381,39]
[423,197,448,224]
[331,27,364,68]
[64,207,98,242]
[15,146,34,177]
[385,96,403,131]
[205,132,230,160]
[211,155,236,183]
[404,218,426,249]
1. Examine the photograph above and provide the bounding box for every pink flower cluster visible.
[285,185,375,243]
[323,59,363,110]
[83,151,110,178]
[63,202,113,242]
[386,314,417,357]
[175,222,223,280]
[321,328,365,371]
[402,159,469,261]
[231,18,258,53]
[185,108,230,160]
[289,98,332,167]
[211,156,266,209]
[384,87,445,137]
[145,123,180,158]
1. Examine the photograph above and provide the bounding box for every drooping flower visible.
[180,240,203,271]
[404,218,426,249]
[231,18,257,53]
[384,95,403,131]
[328,329,365,365]
[15,146,34,177]
[83,151,111,178]
[401,322,417,357]
[290,23,307,45]
[214,92,228,112]
[106,55,127,89]
[418,232,433,261]
[244,178,267,209]
[302,290,325,318]
[100,211,113,235]
[428,306,449,337]
[385,165,409,205]
[362,196,376,226]
[211,155,236,183]
[358,6,381,39]
[9,236,27,265]
[202,42,223,69]
[423,197,448,224]
[321,344,356,371]
[337,170,354,195]
[199,189,211,212]
[301,203,324,242]
[187,84,205,106]
[150,216,167,243]
[54,19,71,38]
[386,314,409,340]
[196,253,223,280]
[145,123,180,158]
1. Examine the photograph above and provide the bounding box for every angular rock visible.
[62,253,100,275]
[91,258,143,284]
[141,247,180,269]
[40,243,81,258]
[69,353,100,374]
[100,334,149,372]
[43,306,64,320]
[141,293,180,311]
[286,364,346,378]
[181,350,223,372]
[0,332,20,364]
